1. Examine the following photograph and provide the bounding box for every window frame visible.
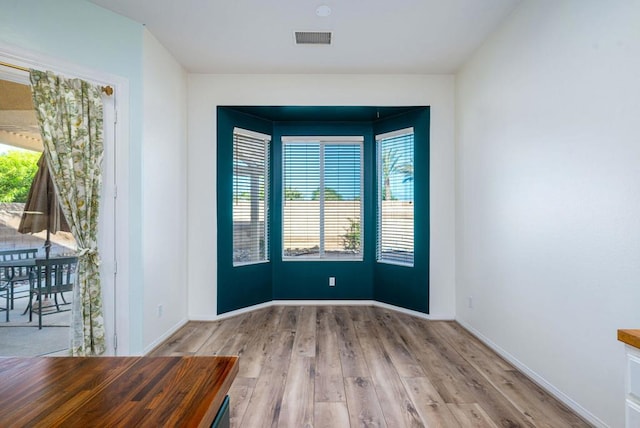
[232,127,271,267]
[281,135,364,262]
[376,127,415,267]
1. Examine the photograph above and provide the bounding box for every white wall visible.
[142,30,188,352]
[456,1,640,426]
[187,74,456,320]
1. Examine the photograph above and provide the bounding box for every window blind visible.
[233,128,270,266]
[377,128,414,266]
[282,137,363,260]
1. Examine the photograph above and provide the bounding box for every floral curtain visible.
[30,70,105,356]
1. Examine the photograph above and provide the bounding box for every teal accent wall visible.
[217,108,274,313]
[271,122,374,300]
[0,0,145,352]
[217,107,429,314]
[373,109,430,312]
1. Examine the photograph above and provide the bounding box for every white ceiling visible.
[88,0,521,74]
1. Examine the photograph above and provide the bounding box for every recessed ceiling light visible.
[316,5,331,17]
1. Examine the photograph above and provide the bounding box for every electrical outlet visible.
[468,296,473,309]
[329,277,336,287]
[157,304,163,318]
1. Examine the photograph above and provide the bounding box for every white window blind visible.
[233,128,270,266]
[282,137,363,260]
[377,128,414,266]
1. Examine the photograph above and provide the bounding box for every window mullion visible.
[319,142,325,257]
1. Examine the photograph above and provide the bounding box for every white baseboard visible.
[372,301,454,320]
[191,299,454,322]
[456,319,607,428]
[202,301,275,321]
[143,318,189,355]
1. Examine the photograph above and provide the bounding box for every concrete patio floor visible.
[0,285,71,356]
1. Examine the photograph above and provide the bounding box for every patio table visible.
[0,258,36,321]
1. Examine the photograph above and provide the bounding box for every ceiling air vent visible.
[295,31,332,45]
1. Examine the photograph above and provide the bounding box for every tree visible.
[381,148,414,199]
[284,187,303,200]
[397,163,414,183]
[381,148,400,200]
[0,150,40,202]
[311,187,343,201]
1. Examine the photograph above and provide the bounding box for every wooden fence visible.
[233,200,413,254]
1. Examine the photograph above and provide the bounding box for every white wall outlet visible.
[468,296,473,309]
[329,277,336,287]
[157,304,163,318]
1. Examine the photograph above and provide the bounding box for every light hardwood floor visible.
[150,306,591,427]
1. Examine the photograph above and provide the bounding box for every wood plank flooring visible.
[149,306,591,427]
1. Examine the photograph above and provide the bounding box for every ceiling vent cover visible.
[295,31,332,45]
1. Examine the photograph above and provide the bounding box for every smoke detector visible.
[316,5,331,17]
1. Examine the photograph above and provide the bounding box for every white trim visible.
[0,64,29,84]
[0,42,115,88]
[281,135,364,143]
[142,318,189,356]
[372,301,453,320]
[274,300,376,307]
[0,41,131,356]
[627,399,640,428]
[281,257,364,262]
[192,301,275,322]
[233,260,271,268]
[375,127,414,141]
[319,144,325,254]
[190,299,452,322]
[456,319,607,428]
[233,127,271,142]
[377,260,414,268]
[232,127,271,267]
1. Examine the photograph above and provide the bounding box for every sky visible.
[234,138,414,202]
[284,143,362,201]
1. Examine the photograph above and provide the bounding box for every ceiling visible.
[88,0,521,74]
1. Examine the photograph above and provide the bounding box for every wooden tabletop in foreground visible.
[0,356,238,428]
[618,329,640,350]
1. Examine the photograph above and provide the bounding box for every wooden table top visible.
[618,329,640,350]
[0,356,238,428]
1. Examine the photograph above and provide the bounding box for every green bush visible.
[0,150,40,203]
[342,218,361,252]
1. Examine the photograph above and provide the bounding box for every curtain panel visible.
[29,70,105,356]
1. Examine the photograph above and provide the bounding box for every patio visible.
[0,284,71,356]
[0,200,76,356]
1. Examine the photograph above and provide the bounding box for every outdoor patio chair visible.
[0,281,8,322]
[29,256,78,329]
[0,248,38,320]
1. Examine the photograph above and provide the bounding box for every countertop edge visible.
[618,329,640,350]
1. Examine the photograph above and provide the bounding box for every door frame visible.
[0,43,131,355]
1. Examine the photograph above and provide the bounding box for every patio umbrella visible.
[18,154,70,258]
